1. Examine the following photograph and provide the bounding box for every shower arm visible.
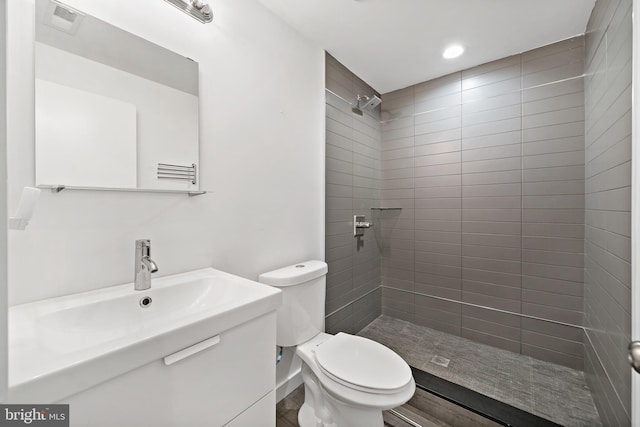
[356,94,370,105]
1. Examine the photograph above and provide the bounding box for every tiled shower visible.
[379,36,586,369]
[325,53,382,335]
[584,0,632,424]
[324,0,631,424]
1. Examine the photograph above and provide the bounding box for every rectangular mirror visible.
[35,0,200,192]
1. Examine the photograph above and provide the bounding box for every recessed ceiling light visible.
[443,44,465,59]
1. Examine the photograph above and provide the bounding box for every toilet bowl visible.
[296,332,415,427]
[259,261,415,427]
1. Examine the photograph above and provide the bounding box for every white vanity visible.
[8,268,282,426]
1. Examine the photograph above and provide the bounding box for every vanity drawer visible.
[225,390,275,427]
[64,312,277,427]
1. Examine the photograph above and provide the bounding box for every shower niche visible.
[34,0,201,194]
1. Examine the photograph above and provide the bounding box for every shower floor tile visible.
[358,315,601,427]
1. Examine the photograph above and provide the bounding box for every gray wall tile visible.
[462,280,521,300]
[523,165,585,182]
[414,105,461,124]
[522,209,584,224]
[462,58,521,88]
[462,290,521,312]
[522,289,583,311]
[522,317,584,341]
[523,92,584,116]
[462,209,521,222]
[329,33,633,404]
[462,196,521,209]
[462,157,521,174]
[461,327,521,354]
[378,38,588,372]
[522,302,582,325]
[325,54,382,334]
[462,55,520,79]
[462,233,521,248]
[462,244,521,261]
[461,170,521,185]
[462,130,521,150]
[462,77,521,103]
[414,73,461,100]
[415,163,461,177]
[522,344,583,370]
[461,144,521,162]
[462,268,521,287]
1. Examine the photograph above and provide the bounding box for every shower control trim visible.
[354,215,373,237]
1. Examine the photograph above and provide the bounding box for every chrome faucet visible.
[134,239,158,291]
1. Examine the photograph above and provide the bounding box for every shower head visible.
[352,94,381,116]
[362,95,382,111]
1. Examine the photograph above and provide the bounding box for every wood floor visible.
[276,384,501,427]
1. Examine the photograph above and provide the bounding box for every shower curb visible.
[411,367,561,427]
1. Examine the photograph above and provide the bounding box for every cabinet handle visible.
[164,335,221,366]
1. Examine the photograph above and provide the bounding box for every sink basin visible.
[9,268,282,403]
[36,275,260,353]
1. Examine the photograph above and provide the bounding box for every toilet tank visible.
[258,260,328,347]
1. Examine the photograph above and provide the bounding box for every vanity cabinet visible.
[61,312,277,426]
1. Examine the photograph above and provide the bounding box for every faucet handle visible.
[136,239,152,258]
[134,239,157,291]
[136,239,151,248]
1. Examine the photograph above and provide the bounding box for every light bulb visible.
[443,45,465,59]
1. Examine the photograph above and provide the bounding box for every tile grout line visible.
[327,73,587,128]
[458,73,463,335]
[411,84,416,321]
[382,285,584,331]
[582,329,629,420]
[520,51,525,358]
[325,285,382,319]
[583,1,632,421]
[379,74,587,125]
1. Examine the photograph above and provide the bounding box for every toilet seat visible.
[314,333,413,395]
[296,332,416,412]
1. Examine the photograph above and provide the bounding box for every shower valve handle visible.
[354,215,373,237]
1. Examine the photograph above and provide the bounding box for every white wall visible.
[7,0,325,305]
[35,78,138,188]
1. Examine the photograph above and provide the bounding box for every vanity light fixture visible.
[164,0,213,24]
[442,44,465,59]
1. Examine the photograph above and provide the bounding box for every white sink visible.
[9,268,282,403]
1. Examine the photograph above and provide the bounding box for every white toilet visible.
[259,260,415,427]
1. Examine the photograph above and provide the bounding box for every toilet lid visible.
[314,333,412,393]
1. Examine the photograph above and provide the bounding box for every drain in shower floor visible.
[430,355,450,368]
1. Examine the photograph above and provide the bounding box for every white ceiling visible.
[255,0,596,94]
